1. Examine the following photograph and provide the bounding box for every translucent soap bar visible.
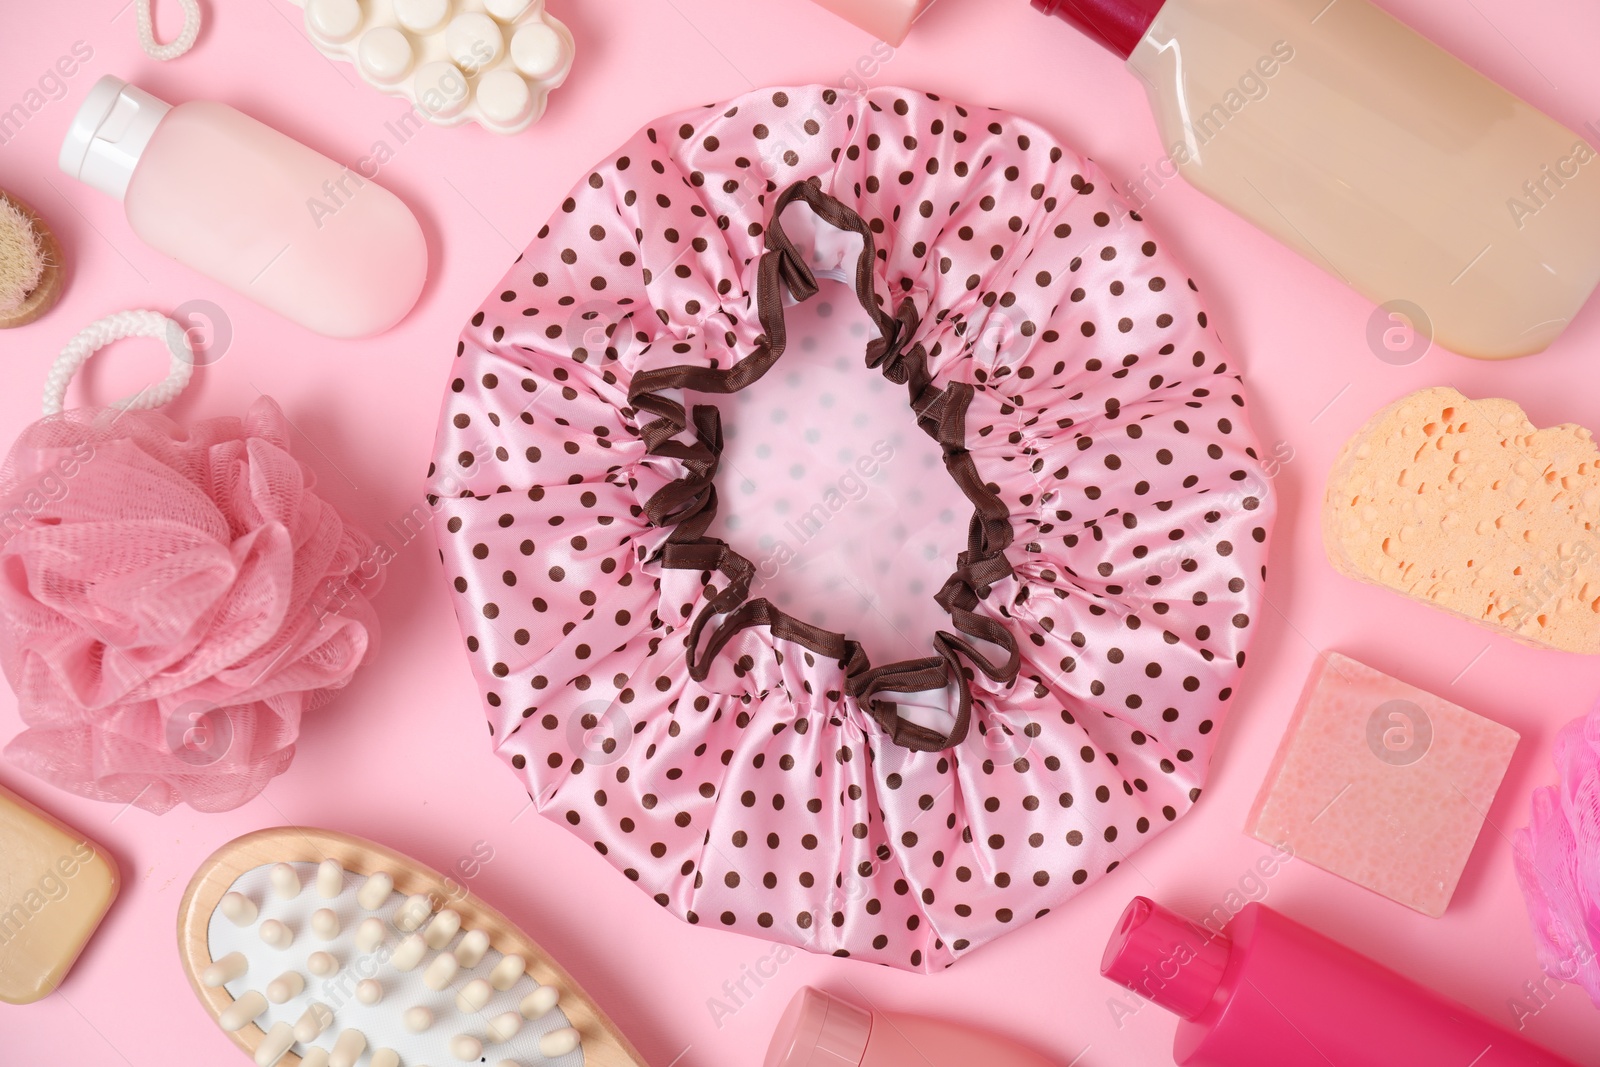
[0,784,119,1003]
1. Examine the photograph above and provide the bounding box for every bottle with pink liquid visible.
[59,76,426,338]
[1103,896,1581,1066]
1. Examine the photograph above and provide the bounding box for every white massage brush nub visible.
[179,827,646,1067]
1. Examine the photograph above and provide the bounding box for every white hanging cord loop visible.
[44,310,196,416]
[137,0,202,61]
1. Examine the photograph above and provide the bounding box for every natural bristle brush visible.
[178,827,647,1067]
[0,190,64,329]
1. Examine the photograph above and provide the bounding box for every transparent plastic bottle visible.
[60,76,426,338]
[1033,0,1600,360]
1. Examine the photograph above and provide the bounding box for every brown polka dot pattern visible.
[427,86,1277,970]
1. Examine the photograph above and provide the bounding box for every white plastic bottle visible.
[1032,0,1600,360]
[60,76,426,338]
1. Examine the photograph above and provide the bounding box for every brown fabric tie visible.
[632,179,1021,752]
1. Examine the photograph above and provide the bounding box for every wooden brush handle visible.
[177,826,649,1067]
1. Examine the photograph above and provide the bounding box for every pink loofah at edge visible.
[1514,699,1600,1005]
[0,397,381,813]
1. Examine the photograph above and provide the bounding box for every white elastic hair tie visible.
[44,310,196,416]
[137,0,202,61]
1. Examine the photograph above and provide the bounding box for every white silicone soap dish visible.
[286,0,574,134]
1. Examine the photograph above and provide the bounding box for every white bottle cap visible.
[59,75,172,201]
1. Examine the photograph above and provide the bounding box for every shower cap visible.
[428,85,1277,969]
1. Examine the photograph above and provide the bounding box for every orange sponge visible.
[1324,386,1600,653]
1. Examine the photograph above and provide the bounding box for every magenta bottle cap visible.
[1030,0,1166,59]
[1101,897,1232,1020]
[765,988,873,1067]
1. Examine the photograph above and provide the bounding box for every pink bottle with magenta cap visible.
[1103,896,1581,1066]
[765,987,1055,1067]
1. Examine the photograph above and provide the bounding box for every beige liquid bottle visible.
[1033,0,1600,360]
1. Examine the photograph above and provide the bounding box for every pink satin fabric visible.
[428,85,1277,969]
[0,399,381,813]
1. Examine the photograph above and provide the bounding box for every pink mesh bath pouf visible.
[0,311,382,813]
[1514,699,1600,1006]
[428,86,1278,970]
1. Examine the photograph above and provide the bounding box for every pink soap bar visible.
[1247,652,1519,917]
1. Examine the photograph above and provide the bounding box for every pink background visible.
[4,0,1600,1063]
